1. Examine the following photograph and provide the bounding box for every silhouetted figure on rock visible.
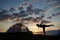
[36,24,54,35]
[7,23,32,34]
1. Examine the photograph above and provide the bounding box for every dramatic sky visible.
[0,0,60,35]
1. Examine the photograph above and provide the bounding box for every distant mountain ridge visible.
[45,30,60,36]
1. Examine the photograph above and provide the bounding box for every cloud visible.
[19,10,25,15]
[32,8,44,15]
[10,9,29,20]
[47,12,60,19]
[12,16,39,23]
[12,17,24,23]
[0,14,12,21]
[52,13,56,16]
[19,1,27,10]
[10,13,28,21]
[45,0,60,15]
[0,9,12,21]
[47,16,52,19]
[24,17,34,22]
[32,0,38,3]
[18,10,29,17]
[34,15,44,22]
[26,4,32,14]
[19,5,25,10]
[0,9,19,21]
[12,13,19,18]
[45,5,60,19]
[56,12,60,16]
[23,1,27,5]
[0,8,3,12]
[9,7,16,13]
[41,20,51,24]
[51,12,60,16]
[1,0,59,23]
[12,10,45,24]
[34,17,41,22]
[0,10,8,15]
[24,0,28,1]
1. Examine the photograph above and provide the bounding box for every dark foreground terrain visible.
[0,32,60,40]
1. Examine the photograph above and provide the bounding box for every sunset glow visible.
[0,0,60,35]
